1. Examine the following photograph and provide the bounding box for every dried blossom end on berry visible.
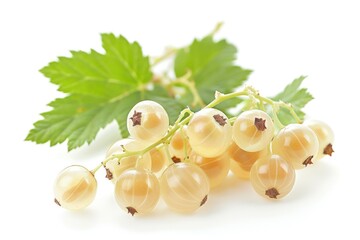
[172,156,181,163]
[254,118,266,131]
[130,111,142,126]
[323,144,334,156]
[213,114,227,126]
[200,195,208,206]
[303,155,314,167]
[265,188,279,199]
[54,198,61,206]
[127,207,138,216]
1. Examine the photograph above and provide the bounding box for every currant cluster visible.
[53,91,334,216]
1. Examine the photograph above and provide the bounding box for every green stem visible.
[91,86,302,174]
[208,22,224,37]
[271,104,285,129]
[151,22,224,67]
[151,47,178,67]
[90,164,103,175]
[170,72,205,108]
[91,109,194,173]
[228,116,237,125]
[206,90,247,108]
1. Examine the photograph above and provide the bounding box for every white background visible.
[0,0,359,239]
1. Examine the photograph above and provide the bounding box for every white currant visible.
[127,100,169,144]
[54,165,97,210]
[305,120,334,160]
[160,162,210,213]
[232,110,274,152]
[250,155,296,199]
[114,168,160,216]
[187,108,232,158]
[272,124,319,169]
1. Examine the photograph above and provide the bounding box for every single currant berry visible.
[127,100,169,144]
[189,151,230,188]
[53,165,97,210]
[304,120,335,160]
[105,138,151,183]
[187,108,232,158]
[232,110,274,152]
[272,124,319,169]
[114,168,160,216]
[160,162,210,213]
[250,155,296,199]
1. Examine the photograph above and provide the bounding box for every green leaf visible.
[26,93,145,151]
[174,36,251,110]
[26,34,154,150]
[272,76,314,125]
[40,35,152,98]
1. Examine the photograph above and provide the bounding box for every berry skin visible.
[168,126,191,162]
[304,120,334,160]
[54,165,97,210]
[114,168,160,216]
[105,138,151,183]
[127,100,169,144]
[149,147,167,173]
[106,138,134,157]
[160,162,210,213]
[189,151,230,188]
[187,108,232,158]
[272,124,319,169]
[250,155,296,199]
[230,160,251,179]
[228,141,269,179]
[232,110,274,152]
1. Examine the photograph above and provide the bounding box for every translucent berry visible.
[160,162,210,213]
[232,110,274,152]
[187,108,232,158]
[272,124,319,169]
[304,120,334,160]
[127,100,169,143]
[250,155,295,199]
[114,168,160,216]
[54,165,97,210]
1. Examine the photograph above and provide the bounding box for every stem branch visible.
[91,86,302,174]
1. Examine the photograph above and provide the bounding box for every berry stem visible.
[91,164,103,175]
[208,22,224,37]
[90,86,302,174]
[168,71,205,108]
[207,87,302,126]
[151,22,223,67]
[151,47,178,67]
[271,104,285,128]
[91,109,194,174]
